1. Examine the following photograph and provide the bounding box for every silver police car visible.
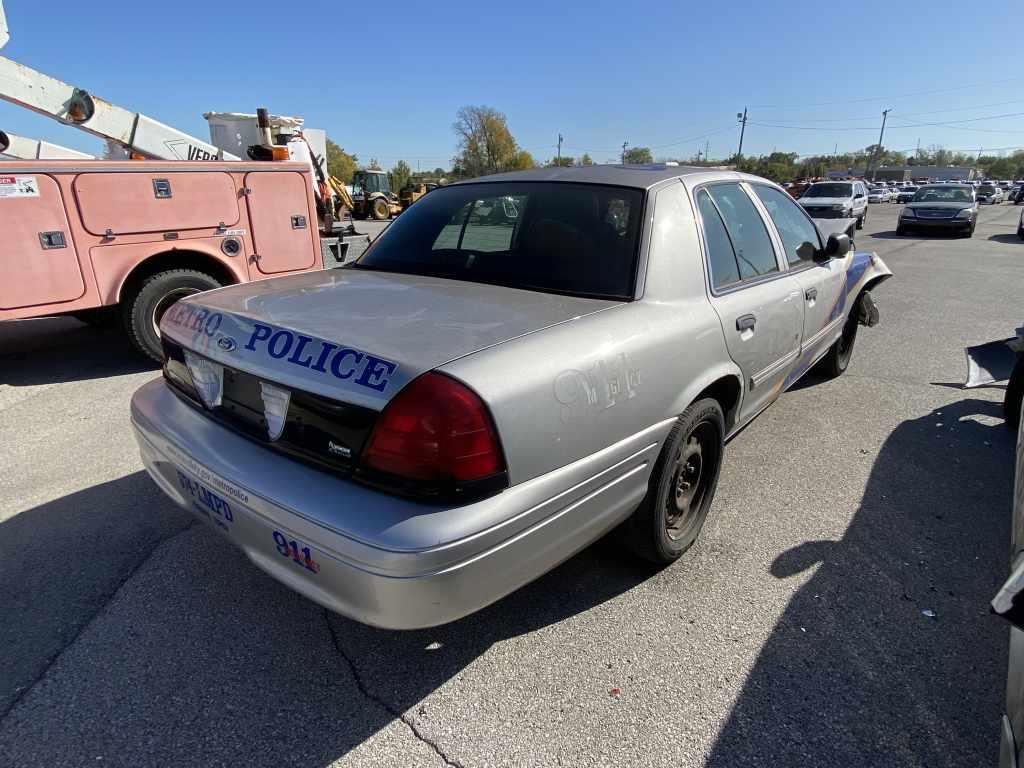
[130,165,892,629]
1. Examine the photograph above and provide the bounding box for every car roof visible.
[455,164,765,191]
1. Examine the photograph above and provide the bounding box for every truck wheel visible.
[1006,357,1024,432]
[123,269,222,362]
[817,305,859,378]
[625,398,724,564]
[371,197,390,220]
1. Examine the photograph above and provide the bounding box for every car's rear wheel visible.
[625,398,724,564]
[896,223,908,236]
[857,210,866,229]
[817,304,859,378]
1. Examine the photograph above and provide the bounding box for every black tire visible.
[896,223,908,236]
[1006,357,1024,432]
[1017,225,1024,241]
[962,223,975,238]
[625,398,725,564]
[122,269,222,362]
[818,303,859,378]
[371,197,390,220]
[856,211,865,230]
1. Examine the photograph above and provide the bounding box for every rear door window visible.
[696,189,740,289]
[705,184,779,281]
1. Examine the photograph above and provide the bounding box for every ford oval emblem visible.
[217,335,237,352]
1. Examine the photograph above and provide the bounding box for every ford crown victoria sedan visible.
[131,165,892,629]
[898,183,978,237]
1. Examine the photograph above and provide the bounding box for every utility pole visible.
[696,148,703,163]
[736,107,748,160]
[915,137,920,159]
[705,139,710,164]
[867,108,891,181]
[557,133,563,166]
[621,141,628,165]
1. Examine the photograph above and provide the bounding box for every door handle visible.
[805,288,818,301]
[736,314,756,332]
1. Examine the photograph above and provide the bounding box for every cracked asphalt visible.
[1,204,1021,766]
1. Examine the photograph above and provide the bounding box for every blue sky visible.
[2,0,1023,167]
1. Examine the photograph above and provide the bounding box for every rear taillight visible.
[363,372,506,489]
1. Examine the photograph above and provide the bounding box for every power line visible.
[749,76,1024,109]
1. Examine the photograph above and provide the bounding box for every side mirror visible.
[822,233,850,260]
[796,241,817,262]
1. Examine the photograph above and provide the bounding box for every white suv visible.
[797,180,870,229]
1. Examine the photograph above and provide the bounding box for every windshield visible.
[804,183,853,198]
[978,185,996,193]
[912,186,973,203]
[352,182,644,300]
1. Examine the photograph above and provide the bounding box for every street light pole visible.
[736,107,747,160]
[557,133,563,166]
[621,141,628,165]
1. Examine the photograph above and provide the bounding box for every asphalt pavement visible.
[1,201,1022,767]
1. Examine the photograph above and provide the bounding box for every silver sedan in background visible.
[131,165,892,629]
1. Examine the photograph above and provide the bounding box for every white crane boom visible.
[0,129,93,158]
[0,0,235,161]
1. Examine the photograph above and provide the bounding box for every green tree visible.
[549,156,574,167]
[389,160,412,193]
[325,138,357,183]
[623,147,653,164]
[367,157,382,170]
[512,150,536,170]
[453,105,529,177]
[579,153,594,166]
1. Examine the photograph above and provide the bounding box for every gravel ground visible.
[1,201,1021,767]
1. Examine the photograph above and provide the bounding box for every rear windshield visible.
[352,182,644,300]
[978,185,996,193]
[912,186,973,203]
[804,183,853,198]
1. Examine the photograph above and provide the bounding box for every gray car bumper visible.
[130,379,660,629]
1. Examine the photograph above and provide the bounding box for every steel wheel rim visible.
[666,422,718,541]
[152,288,200,338]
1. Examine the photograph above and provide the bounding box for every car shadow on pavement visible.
[988,234,1022,245]
[0,468,658,766]
[0,317,154,386]
[705,397,1015,767]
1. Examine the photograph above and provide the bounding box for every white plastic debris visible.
[922,609,937,619]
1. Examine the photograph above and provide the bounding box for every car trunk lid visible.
[160,267,619,411]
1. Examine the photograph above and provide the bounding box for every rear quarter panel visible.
[442,180,741,486]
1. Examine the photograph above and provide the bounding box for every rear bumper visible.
[130,379,657,629]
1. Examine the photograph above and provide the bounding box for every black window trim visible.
[691,180,790,297]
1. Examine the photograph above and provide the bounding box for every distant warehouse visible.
[826,165,977,182]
